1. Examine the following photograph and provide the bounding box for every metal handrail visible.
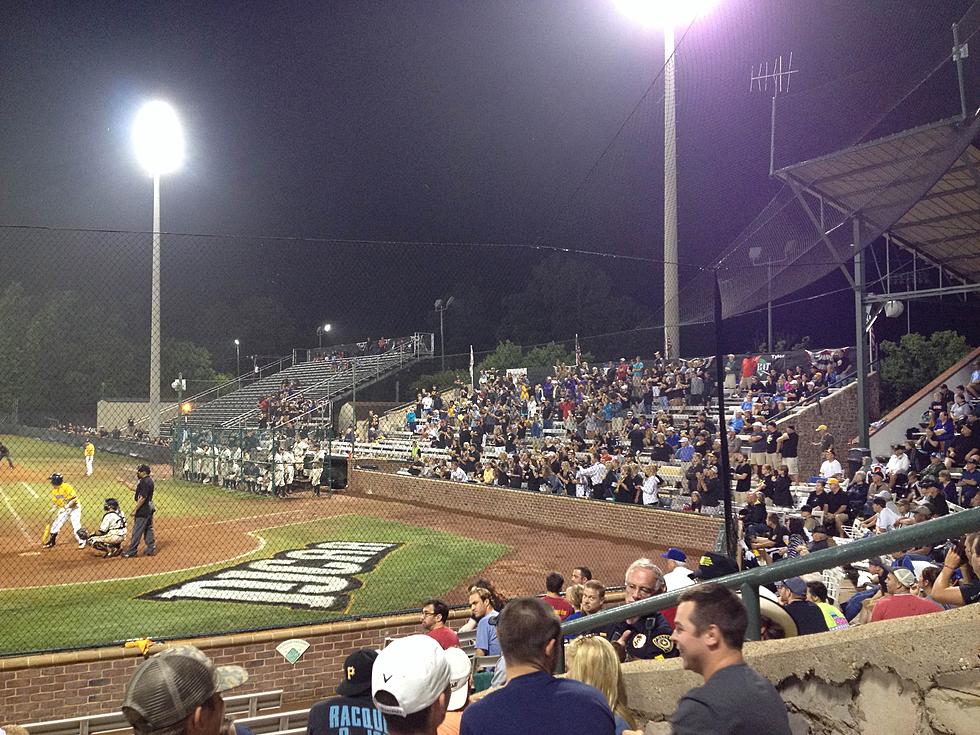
[761,357,881,426]
[562,507,980,641]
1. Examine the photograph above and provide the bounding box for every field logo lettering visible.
[142,541,400,609]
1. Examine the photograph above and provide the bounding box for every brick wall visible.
[778,372,880,477]
[0,614,426,726]
[346,469,722,550]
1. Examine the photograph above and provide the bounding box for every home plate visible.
[19,551,41,557]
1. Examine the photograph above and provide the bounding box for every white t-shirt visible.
[820,459,843,478]
[876,506,899,532]
[663,566,695,592]
[641,474,661,505]
[885,453,910,476]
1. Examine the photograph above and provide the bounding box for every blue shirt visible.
[460,671,614,735]
[475,611,500,655]
[675,445,695,462]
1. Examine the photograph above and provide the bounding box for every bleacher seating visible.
[24,689,284,735]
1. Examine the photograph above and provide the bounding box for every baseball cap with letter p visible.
[122,645,248,735]
[372,635,450,718]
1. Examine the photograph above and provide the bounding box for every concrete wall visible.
[96,399,179,431]
[626,603,980,735]
[346,469,723,550]
[869,345,980,459]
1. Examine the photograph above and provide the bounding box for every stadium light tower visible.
[234,339,241,379]
[615,0,714,360]
[133,100,184,438]
[317,322,332,348]
[434,297,454,371]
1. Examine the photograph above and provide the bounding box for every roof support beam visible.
[787,179,856,288]
[863,281,980,303]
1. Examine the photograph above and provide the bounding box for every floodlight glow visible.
[323,323,331,332]
[234,339,240,345]
[133,100,184,176]
[614,0,715,28]
[180,402,193,414]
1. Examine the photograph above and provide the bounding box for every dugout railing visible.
[562,507,980,646]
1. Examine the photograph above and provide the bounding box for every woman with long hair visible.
[566,636,638,734]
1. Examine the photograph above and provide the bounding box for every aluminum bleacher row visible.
[175,343,418,430]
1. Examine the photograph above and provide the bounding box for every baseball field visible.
[0,435,509,655]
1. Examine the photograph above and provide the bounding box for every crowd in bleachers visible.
[13,530,979,735]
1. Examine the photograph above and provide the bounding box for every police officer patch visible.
[652,634,672,652]
[631,633,646,649]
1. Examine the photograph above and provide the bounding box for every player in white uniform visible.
[85,498,127,557]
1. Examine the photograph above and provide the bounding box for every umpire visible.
[121,464,156,557]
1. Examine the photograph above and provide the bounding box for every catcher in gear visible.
[43,473,85,548]
[84,498,127,558]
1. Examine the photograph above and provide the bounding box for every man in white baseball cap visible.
[437,647,473,735]
[372,635,450,735]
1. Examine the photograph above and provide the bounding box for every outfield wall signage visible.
[143,541,400,610]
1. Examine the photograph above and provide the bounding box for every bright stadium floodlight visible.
[132,100,184,439]
[615,0,714,360]
[614,0,715,28]
[133,101,185,176]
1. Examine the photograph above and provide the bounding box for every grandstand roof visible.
[774,113,980,285]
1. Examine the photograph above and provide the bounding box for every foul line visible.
[21,482,38,499]
[0,513,358,593]
[1,489,33,543]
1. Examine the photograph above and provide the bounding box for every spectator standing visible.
[813,424,835,453]
[541,572,575,620]
[776,425,800,480]
[459,597,616,735]
[421,600,459,649]
[570,566,593,585]
[121,646,248,735]
[308,649,388,735]
[670,584,791,735]
[372,635,450,735]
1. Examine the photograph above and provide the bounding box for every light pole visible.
[749,241,793,352]
[234,339,241,378]
[434,297,454,371]
[133,100,184,438]
[615,0,714,360]
[317,322,332,349]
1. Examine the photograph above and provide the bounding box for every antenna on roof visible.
[750,52,799,97]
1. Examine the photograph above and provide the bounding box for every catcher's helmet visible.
[49,473,64,486]
[104,498,119,512]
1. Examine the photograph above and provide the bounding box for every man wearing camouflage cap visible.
[122,646,248,735]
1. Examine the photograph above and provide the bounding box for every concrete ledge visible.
[624,604,980,734]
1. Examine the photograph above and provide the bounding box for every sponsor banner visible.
[142,541,400,610]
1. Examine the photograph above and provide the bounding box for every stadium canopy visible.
[770,109,980,447]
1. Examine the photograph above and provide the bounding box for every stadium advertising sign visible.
[143,541,400,610]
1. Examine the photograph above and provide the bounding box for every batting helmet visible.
[49,473,64,486]
[104,498,119,512]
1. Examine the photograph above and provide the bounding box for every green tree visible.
[162,340,223,398]
[478,340,525,371]
[879,330,971,409]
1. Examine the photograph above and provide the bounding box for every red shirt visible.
[426,625,460,649]
[870,594,942,622]
[542,594,575,621]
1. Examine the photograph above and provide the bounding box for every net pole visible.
[713,270,737,561]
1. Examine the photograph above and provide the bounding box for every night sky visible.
[1,0,977,361]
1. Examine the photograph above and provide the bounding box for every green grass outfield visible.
[0,514,507,654]
[0,434,509,655]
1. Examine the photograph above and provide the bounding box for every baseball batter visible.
[85,498,127,557]
[84,441,95,476]
[43,473,85,548]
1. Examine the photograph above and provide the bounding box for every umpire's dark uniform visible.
[123,464,156,557]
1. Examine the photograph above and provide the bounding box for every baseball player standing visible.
[84,441,95,476]
[43,473,85,548]
[119,464,156,557]
[0,441,14,469]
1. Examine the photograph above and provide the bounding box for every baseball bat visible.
[41,522,51,545]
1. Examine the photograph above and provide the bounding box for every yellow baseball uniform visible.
[51,482,78,508]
